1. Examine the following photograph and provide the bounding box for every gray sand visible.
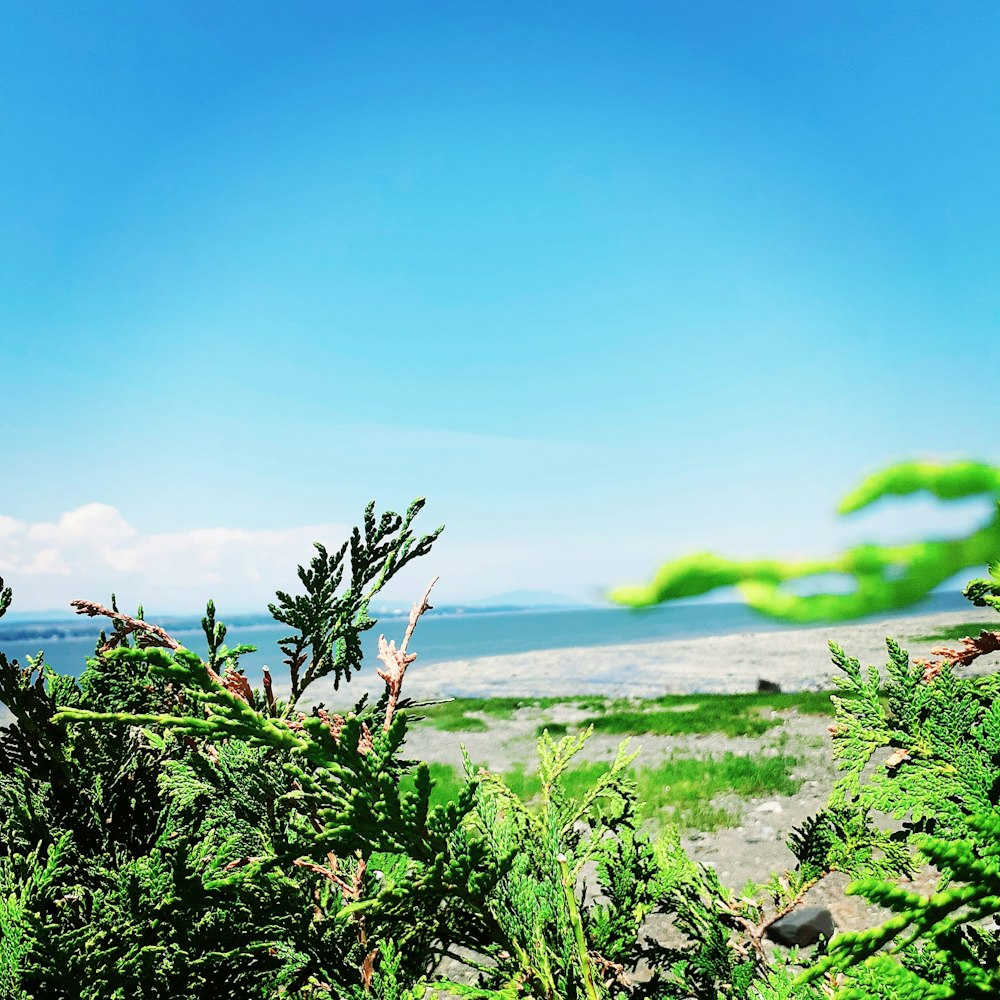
[299,605,989,705]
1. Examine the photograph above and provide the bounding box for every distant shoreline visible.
[0,591,969,644]
[2,606,996,726]
[312,606,992,703]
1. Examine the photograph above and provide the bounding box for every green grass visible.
[411,752,801,834]
[635,751,800,830]
[411,691,838,737]
[589,691,837,738]
[583,708,776,738]
[905,621,998,643]
[645,690,838,715]
[405,695,605,732]
[542,691,838,739]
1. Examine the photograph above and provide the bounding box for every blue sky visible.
[3,2,999,613]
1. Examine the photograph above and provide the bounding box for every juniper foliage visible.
[270,499,442,703]
[0,498,833,999]
[793,565,1000,997]
[0,501,498,998]
[4,491,1000,998]
[609,545,1000,998]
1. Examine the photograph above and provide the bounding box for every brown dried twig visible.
[70,598,225,684]
[360,948,378,992]
[222,667,254,706]
[914,629,1000,683]
[376,576,438,732]
[721,869,832,964]
[72,599,182,652]
[291,857,356,897]
[590,953,632,990]
[262,665,277,716]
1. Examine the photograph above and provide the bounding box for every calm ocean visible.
[0,591,971,686]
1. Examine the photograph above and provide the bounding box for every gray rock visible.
[754,800,784,814]
[766,906,836,947]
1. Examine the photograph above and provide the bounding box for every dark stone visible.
[766,906,835,947]
[757,678,781,693]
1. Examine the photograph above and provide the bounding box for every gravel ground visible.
[403,706,940,935]
[409,701,952,986]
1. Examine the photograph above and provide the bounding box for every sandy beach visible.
[1,607,995,727]
[300,605,995,705]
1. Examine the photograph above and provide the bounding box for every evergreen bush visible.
[2,488,1000,998]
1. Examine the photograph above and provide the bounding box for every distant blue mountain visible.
[2,609,83,623]
[462,590,593,609]
[0,593,589,643]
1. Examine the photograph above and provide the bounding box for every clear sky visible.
[3,2,999,613]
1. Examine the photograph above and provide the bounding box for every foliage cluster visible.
[3,487,1000,998]
[460,750,801,834]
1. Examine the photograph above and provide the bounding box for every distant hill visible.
[462,590,593,609]
[2,609,83,623]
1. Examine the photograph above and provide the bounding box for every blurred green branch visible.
[610,459,1000,622]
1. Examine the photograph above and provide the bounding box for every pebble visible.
[754,800,784,814]
[766,906,836,947]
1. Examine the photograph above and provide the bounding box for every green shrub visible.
[4,487,1000,998]
[0,502,501,998]
[793,564,1000,996]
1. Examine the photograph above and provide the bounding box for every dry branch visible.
[376,576,438,731]
[72,600,180,651]
[914,628,1000,682]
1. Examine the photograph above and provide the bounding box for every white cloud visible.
[0,504,352,614]
[25,548,71,576]
[0,498,687,617]
[26,503,137,546]
[0,515,22,540]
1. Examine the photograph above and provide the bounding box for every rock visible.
[757,678,782,693]
[754,800,784,814]
[745,825,775,843]
[766,906,836,947]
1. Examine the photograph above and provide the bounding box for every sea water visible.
[0,590,971,686]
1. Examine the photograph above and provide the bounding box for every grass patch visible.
[407,695,605,732]
[406,702,490,732]
[642,690,838,715]
[540,722,569,738]
[586,709,776,738]
[416,752,800,834]
[905,621,998,643]
[412,691,839,738]
[579,691,837,739]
